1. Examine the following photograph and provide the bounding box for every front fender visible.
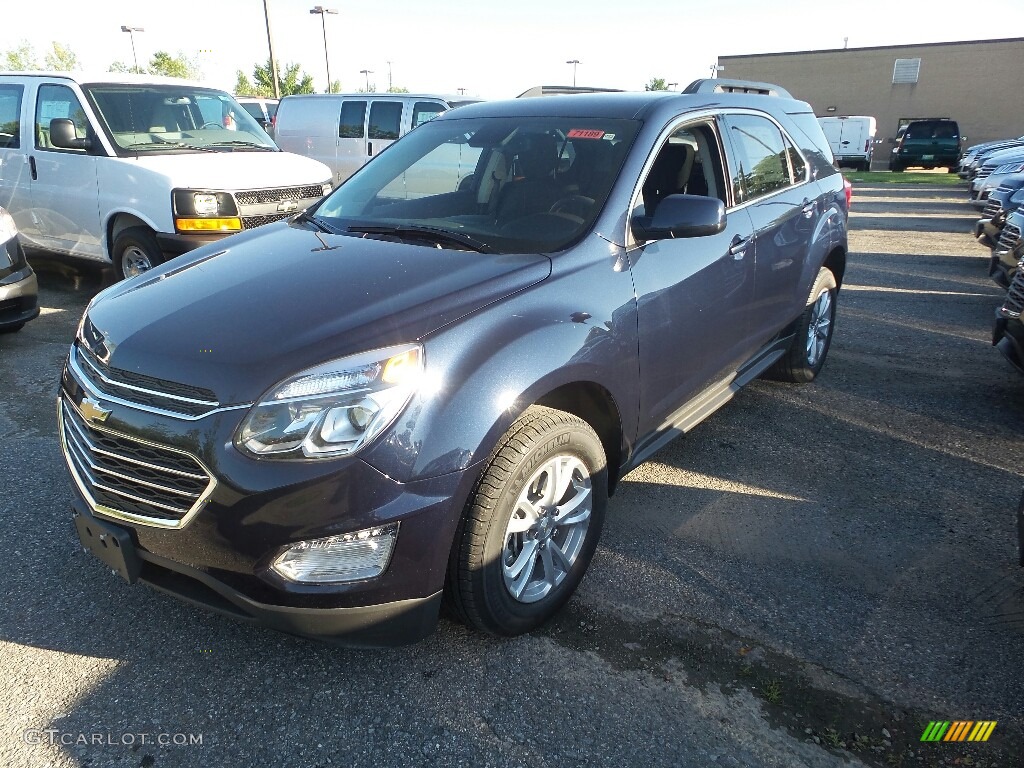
[360,241,640,483]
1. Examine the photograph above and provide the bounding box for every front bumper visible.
[155,231,228,257]
[72,500,442,646]
[59,365,481,645]
[989,249,1018,289]
[0,265,39,330]
[993,311,1024,374]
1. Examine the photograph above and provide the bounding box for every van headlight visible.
[236,344,422,459]
[172,189,241,233]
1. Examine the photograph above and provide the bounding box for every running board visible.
[623,335,792,474]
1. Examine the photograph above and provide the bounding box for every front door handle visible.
[367,142,373,157]
[801,200,816,218]
[29,155,37,180]
[729,235,749,260]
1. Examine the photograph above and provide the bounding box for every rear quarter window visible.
[0,84,23,148]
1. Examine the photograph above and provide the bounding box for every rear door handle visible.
[29,155,37,180]
[729,235,749,260]
[367,142,373,157]
[801,200,816,218]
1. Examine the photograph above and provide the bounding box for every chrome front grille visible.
[997,222,1022,254]
[975,167,994,182]
[235,185,325,206]
[1003,264,1024,318]
[60,397,215,528]
[982,198,1002,219]
[71,343,220,419]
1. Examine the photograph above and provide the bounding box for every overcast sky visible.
[3,0,1023,99]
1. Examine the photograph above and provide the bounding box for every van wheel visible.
[765,267,838,383]
[113,227,164,280]
[445,406,607,636]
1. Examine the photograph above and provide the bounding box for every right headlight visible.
[236,344,422,460]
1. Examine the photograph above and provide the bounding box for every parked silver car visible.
[0,206,39,333]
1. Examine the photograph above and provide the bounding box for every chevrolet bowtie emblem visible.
[277,199,299,213]
[80,397,112,423]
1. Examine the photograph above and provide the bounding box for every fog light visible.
[271,523,399,584]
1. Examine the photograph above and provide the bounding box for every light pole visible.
[457,87,466,95]
[359,69,373,92]
[566,59,580,87]
[309,6,338,93]
[667,82,678,91]
[709,63,724,78]
[387,60,392,91]
[262,0,281,99]
[120,26,144,73]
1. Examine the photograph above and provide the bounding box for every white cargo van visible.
[817,115,877,171]
[0,73,332,279]
[275,93,478,186]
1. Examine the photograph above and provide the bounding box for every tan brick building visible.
[718,38,1024,169]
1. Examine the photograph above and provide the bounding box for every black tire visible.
[889,162,903,174]
[112,227,164,281]
[0,323,25,334]
[444,405,607,636]
[765,266,838,383]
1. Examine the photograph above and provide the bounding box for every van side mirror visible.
[49,118,92,151]
[631,194,726,242]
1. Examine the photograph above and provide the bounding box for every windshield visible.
[314,115,640,254]
[83,84,277,154]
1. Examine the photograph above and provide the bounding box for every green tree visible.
[108,61,132,73]
[238,59,315,97]
[44,42,78,71]
[148,51,200,79]
[4,40,40,70]
[645,77,668,91]
[387,86,409,93]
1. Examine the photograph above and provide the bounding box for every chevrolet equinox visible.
[62,79,849,646]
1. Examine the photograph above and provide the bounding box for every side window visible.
[368,101,403,140]
[411,101,446,129]
[724,114,792,201]
[36,84,90,152]
[0,85,23,149]
[338,100,366,138]
[638,121,728,217]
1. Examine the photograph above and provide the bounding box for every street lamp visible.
[566,59,580,87]
[359,69,373,92]
[709,63,725,78]
[309,6,338,94]
[120,26,144,73]
[263,0,281,99]
[667,82,678,91]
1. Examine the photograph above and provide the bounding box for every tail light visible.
[864,139,870,153]
[843,177,853,210]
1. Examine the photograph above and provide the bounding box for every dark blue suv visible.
[62,79,849,645]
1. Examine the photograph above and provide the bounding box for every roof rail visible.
[681,78,792,98]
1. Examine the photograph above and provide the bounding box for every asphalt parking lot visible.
[1,184,1022,768]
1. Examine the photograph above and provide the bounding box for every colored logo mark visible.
[920,721,997,742]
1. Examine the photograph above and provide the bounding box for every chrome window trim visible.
[75,344,218,407]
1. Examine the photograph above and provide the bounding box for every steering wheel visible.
[549,194,596,218]
[201,121,222,129]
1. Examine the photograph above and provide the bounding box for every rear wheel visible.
[765,267,838,383]
[445,406,607,636]
[113,227,164,280]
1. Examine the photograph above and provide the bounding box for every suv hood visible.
[85,222,551,405]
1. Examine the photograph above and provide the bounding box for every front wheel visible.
[445,406,607,636]
[765,266,838,383]
[113,227,164,280]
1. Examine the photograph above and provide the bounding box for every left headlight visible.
[236,344,423,460]
[172,189,241,233]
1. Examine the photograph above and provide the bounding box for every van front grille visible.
[60,397,214,528]
[235,185,325,206]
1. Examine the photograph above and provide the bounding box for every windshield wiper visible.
[206,140,276,151]
[293,209,338,234]
[120,140,216,152]
[346,224,493,253]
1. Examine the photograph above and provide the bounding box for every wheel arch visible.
[105,212,159,261]
[823,245,846,289]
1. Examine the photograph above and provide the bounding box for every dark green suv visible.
[889,119,960,172]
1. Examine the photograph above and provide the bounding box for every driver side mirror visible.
[631,194,726,242]
[49,118,92,151]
